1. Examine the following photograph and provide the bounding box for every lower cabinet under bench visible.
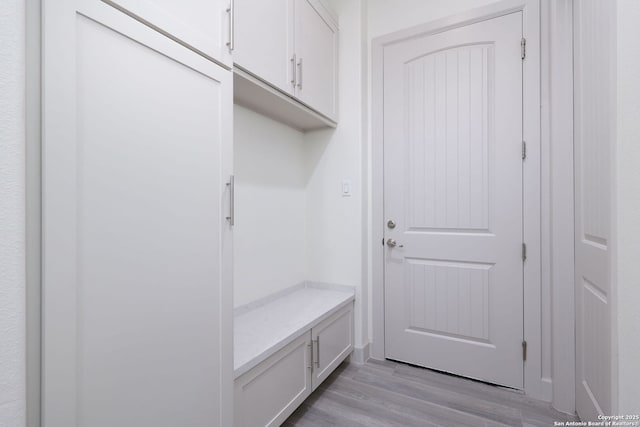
[234,283,355,427]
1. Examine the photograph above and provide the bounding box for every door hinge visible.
[521,37,526,60]
[522,140,527,160]
[522,340,527,361]
[522,243,527,262]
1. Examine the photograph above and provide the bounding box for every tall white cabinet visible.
[42,1,233,426]
[42,0,340,425]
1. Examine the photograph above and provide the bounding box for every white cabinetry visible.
[234,334,312,427]
[104,0,233,67]
[311,305,354,390]
[233,0,294,94]
[42,1,233,426]
[235,315,353,427]
[234,286,354,427]
[293,0,338,121]
[234,0,338,127]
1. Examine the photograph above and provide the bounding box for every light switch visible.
[342,180,352,197]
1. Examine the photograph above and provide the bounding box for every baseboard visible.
[351,343,370,364]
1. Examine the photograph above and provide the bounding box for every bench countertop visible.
[234,283,355,378]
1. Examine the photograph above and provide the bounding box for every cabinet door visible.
[42,2,233,426]
[234,0,295,95]
[103,0,232,67]
[311,304,354,390]
[234,333,312,427]
[294,0,338,120]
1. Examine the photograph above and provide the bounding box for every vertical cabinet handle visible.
[297,57,303,89]
[226,0,235,51]
[314,336,320,368]
[290,54,297,87]
[226,175,235,226]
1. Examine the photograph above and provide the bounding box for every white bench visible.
[234,282,355,427]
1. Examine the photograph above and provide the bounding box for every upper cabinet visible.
[103,0,233,67]
[293,0,338,121]
[233,0,339,127]
[233,0,294,95]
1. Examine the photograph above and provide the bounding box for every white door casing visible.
[574,0,615,419]
[383,11,525,388]
[42,1,233,426]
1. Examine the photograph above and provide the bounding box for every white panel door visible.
[234,0,295,95]
[103,0,232,67]
[293,0,338,121]
[574,0,614,419]
[383,12,524,388]
[42,2,233,426]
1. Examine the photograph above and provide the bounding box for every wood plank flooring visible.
[284,359,578,427]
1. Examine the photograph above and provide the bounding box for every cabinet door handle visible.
[297,57,303,90]
[226,175,235,226]
[226,0,235,51]
[290,54,297,87]
[314,336,320,368]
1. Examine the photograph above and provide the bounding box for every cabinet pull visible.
[290,54,297,87]
[297,57,303,89]
[307,342,312,369]
[226,0,235,51]
[314,336,320,368]
[226,175,235,226]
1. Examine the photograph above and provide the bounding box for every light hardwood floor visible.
[284,359,579,427]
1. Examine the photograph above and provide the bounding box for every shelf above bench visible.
[233,68,338,133]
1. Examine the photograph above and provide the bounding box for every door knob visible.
[386,238,403,248]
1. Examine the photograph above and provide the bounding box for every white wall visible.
[0,0,26,425]
[306,0,368,348]
[615,0,640,413]
[233,105,308,307]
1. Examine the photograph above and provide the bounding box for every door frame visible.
[370,0,573,406]
[543,0,576,414]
